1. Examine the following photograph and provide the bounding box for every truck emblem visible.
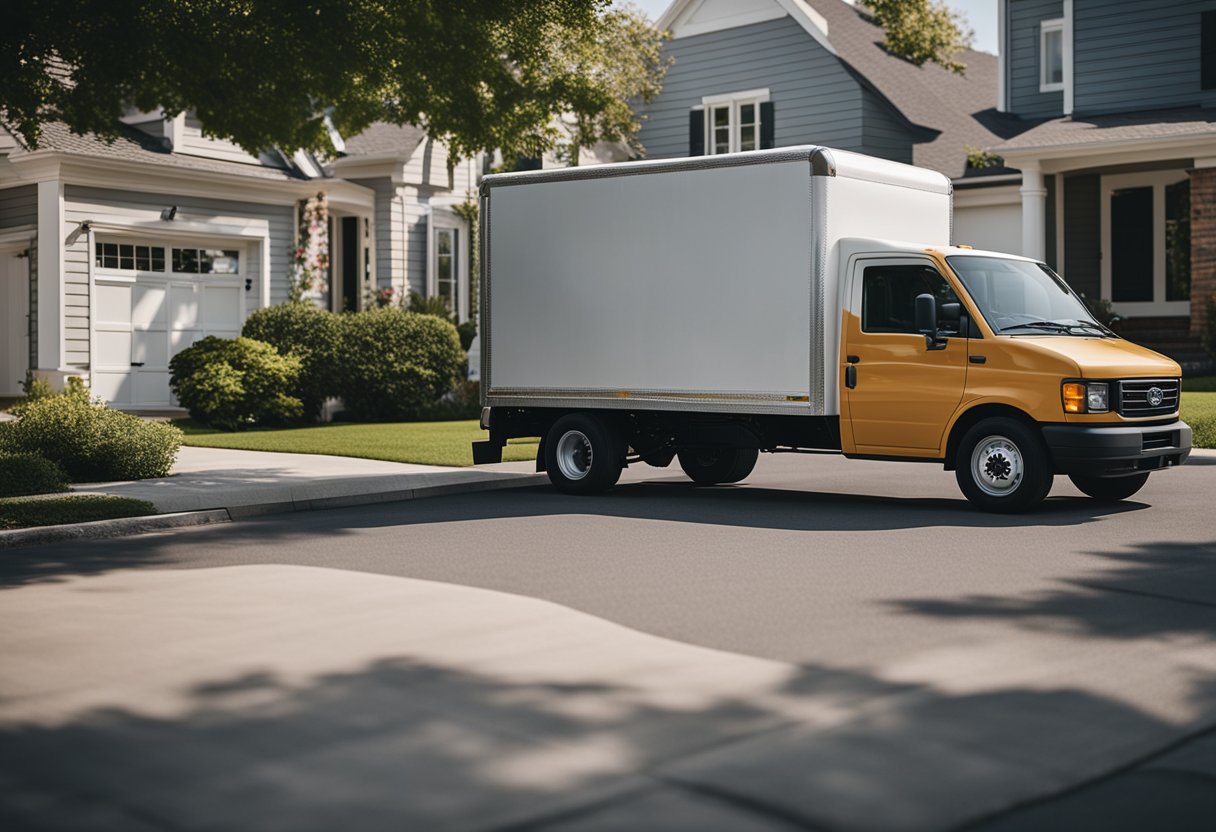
[1147,387,1164,407]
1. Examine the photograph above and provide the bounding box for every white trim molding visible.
[1039,17,1065,94]
[701,89,770,156]
[1063,0,1074,115]
[1019,164,1048,261]
[36,179,65,372]
[997,0,1007,112]
[657,0,835,55]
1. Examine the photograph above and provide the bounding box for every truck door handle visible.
[845,365,857,389]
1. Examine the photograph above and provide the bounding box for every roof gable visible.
[658,0,836,55]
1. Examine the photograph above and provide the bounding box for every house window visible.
[703,89,769,155]
[434,228,457,315]
[95,242,165,272]
[1040,18,1064,92]
[170,248,239,275]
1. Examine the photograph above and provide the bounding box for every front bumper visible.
[1041,420,1191,478]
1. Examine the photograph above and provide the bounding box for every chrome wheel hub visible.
[971,435,1024,497]
[555,430,593,481]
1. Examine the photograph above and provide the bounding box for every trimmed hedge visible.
[170,336,303,430]
[0,452,69,497]
[242,302,344,419]
[0,396,181,482]
[340,308,466,421]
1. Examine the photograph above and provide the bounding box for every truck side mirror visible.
[915,294,937,335]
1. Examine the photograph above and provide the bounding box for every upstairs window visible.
[1040,18,1064,92]
[691,89,774,156]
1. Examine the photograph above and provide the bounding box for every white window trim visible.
[426,209,470,324]
[1099,169,1191,318]
[1039,18,1065,94]
[701,88,770,156]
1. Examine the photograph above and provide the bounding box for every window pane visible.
[714,128,729,154]
[173,248,199,274]
[740,125,756,152]
[95,242,104,268]
[713,106,729,128]
[862,265,959,334]
[1044,28,1063,85]
[740,103,755,125]
[119,243,134,270]
[135,245,150,271]
[103,242,118,269]
[437,231,452,256]
[150,252,165,272]
[198,250,215,273]
[1166,179,1191,302]
[1110,187,1153,302]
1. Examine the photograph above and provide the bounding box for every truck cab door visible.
[842,257,968,455]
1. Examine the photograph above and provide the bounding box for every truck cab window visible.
[861,265,958,334]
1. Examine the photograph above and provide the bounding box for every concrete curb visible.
[2,472,549,548]
[0,510,231,550]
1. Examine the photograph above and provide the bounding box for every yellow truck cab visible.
[838,240,1190,510]
[472,146,1191,512]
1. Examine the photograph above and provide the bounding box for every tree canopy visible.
[862,0,974,76]
[0,0,667,162]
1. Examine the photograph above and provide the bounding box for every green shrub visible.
[0,395,181,482]
[8,374,90,417]
[0,452,69,497]
[413,380,482,422]
[170,336,303,430]
[407,291,454,319]
[456,319,477,352]
[242,302,344,419]
[340,308,466,421]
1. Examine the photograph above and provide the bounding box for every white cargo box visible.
[480,146,951,416]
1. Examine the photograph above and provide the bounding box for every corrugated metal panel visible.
[1008,0,1064,119]
[1063,173,1100,299]
[637,16,866,159]
[1074,0,1216,114]
[0,185,38,228]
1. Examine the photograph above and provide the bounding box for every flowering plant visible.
[288,192,329,302]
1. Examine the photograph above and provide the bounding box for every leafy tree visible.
[0,0,609,162]
[553,3,671,166]
[861,0,974,75]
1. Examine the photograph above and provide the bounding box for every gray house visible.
[993,0,1216,367]
[642,0,1024,253]
[0,115,476,407]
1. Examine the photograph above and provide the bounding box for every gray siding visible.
[0,185,37,228]
[404,186,442,297]
[1063,174,1100,300]
[860,88,914,164]
[1008,0,1064,119]
[1073,0,1216,115]
[62,186,294,366]
[637,15,867,159]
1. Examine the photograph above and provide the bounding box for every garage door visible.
[92,241,244,408]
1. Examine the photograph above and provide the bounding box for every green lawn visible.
[177,419,539,467]
[0,495,156,530]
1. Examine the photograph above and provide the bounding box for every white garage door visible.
[92,241,245,408]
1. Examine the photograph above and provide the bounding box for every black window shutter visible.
[1203,11,1216,90]
[689,109,705,156]
[760,102,776,149]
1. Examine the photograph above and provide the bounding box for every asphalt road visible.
[3,453,1216,830]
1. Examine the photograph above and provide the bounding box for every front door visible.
[843,258,968,455]
[1101,170,1190,318]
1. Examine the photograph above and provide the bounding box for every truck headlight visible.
[1062,381,1108,413]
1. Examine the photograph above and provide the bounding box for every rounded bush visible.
[0,452,69,497]
[170,336,304,430]
[242,302,343,419]
[340,308,466,421]
[1,395,182,482]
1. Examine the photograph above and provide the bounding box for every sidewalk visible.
[72,446,545,516]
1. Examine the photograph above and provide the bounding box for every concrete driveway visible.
[1,453,1215,831]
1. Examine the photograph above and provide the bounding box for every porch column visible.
[1191,165,1216,338]
[1020,164,1047,261]
[35,179,64,378]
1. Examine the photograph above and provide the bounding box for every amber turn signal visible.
[1062,382,1086,413]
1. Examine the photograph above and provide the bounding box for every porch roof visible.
[993,107,1216,155]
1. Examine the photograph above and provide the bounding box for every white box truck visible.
[472,146,1190,512]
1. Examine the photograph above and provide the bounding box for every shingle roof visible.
[341,122,427,158]
[10,120,308,182]
[993,107,1216,153]
[806,0,1021,179]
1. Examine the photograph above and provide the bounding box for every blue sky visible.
[627,0,999,55]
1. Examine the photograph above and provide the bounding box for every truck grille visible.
[1117,379,1180,417]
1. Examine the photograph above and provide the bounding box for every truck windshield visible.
[945,255,1112,336]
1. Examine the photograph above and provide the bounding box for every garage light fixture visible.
[64,220,92,246]
[160,205,178,221]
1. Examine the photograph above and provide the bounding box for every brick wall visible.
[1191,167,1216,338]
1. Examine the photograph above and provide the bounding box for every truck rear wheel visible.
[1068,472,1149,502]
[955,418,1053,513]
[544,414,624,495]
[678,447,759,485]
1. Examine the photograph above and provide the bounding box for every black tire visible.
[1068,472,1150,502]
[677,447,759,485]
[544,413,624,495]
[954,417,1054,513]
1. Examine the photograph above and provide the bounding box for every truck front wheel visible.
[544,414,624,495]
[955,418,1053,513]
[678,447,759,485]
[1068,472,1149,502]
